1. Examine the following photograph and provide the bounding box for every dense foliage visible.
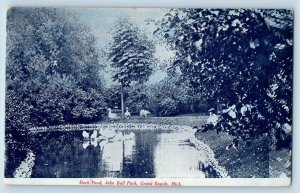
[110,75,209,117]
[156,9,293,148]
[6,8,106,144]
[147,76,208,116]
[108,17,155,115]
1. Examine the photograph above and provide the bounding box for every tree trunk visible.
[121,84,124,118]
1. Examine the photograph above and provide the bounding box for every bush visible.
[154,97,178,116]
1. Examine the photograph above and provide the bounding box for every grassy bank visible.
[196,130,269,177]
[101,115,208,126]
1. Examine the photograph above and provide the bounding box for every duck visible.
[140,109,150,118]
[91,139,98,147]
[82,131,90,139]
[90,130,98,140]
[125,107,131,119]
[108,108,118,121]
[82,140,90,149]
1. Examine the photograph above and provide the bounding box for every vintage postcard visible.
[4,8,292,186]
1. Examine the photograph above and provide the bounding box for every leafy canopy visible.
[156,9,293,147]
[109,17,155,87]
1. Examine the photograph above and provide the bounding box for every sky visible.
[69,8,175,86]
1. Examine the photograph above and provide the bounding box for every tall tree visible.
[6,8,106,148]
[108,17,155,116]
[156,9,293,148]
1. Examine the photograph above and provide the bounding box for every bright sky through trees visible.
[71,8,175,85]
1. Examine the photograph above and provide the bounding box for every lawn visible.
[100,114,208,126]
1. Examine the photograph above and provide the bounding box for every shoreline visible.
[27,115,290,178]
[29,122,192,133]
[195,130,269,178]
[29,115,207,133]
[196,130,291,178]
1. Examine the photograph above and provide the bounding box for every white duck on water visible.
[82,131,90,139]
[90,130,98,139]
[82,130,99,139]
[82,130,107,148]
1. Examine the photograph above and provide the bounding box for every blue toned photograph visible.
[4,8,293,185]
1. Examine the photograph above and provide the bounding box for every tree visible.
[124,83,150,115]
[156,9,293,148]
[108,17,155,116]
[6,7,107,163]
[147,75,201,116]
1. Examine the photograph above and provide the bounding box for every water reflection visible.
[154,131,206,178]
[28,127,222,178]
[31,132,103,178]
[101,138,123,175]
[81,130,137,177]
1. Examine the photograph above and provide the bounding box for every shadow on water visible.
[31,131,103,178]
[28,130,160,178]
[121,130,158,178]
[8,127,222,178]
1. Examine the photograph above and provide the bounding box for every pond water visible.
[17,127,224,178]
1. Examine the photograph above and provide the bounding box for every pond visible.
[12,125,227,178]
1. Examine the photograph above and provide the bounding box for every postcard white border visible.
[4,178,291,186]
[1,0,300,193]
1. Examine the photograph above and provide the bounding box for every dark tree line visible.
[6,8,107,151]
[105,78,209,117]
